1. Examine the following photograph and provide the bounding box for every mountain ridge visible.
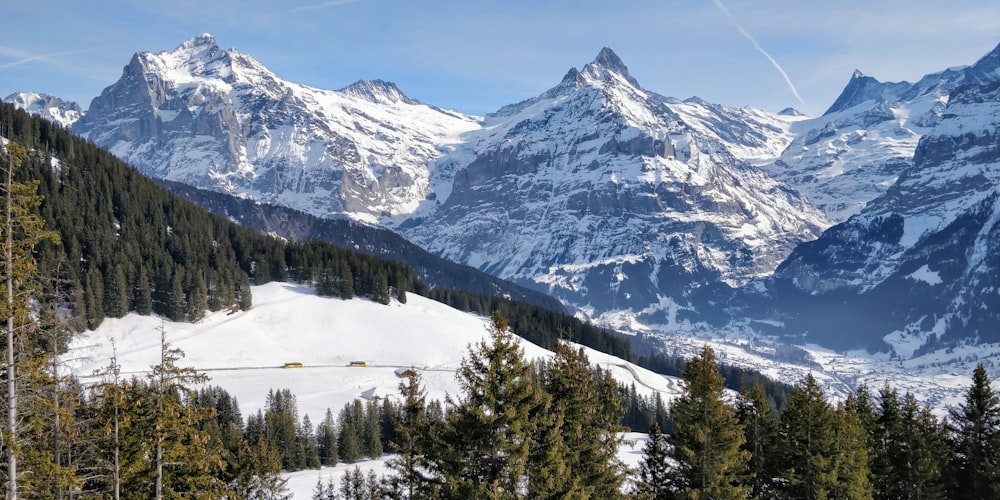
[10,34,1000,361]
[401,47,827,326]
[70,34,482,224]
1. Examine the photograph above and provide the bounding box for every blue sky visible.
[2,0,999,117]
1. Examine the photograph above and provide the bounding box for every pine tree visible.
[541,341,623,497]
[736,383,778,499]
[231,435,290,499]
[666,346,749,499]
[1,140,60,500]
[168,269,186,321]
[103,263,129,318]
[775,374,840,499]
[635,421,672,499]
[831,397,873,499]
[871,386,902,499]
[84,265,105,328]
[949,363,1000,499]
[363,399,383,459]
[893,392,948,499]
[429,311,546,498]
[339,466,368,499]
[339,401,364,463]
[186,271,208,321]
[147,324,229,498]
[237,271,253,310]
[318,408,339,467]
[265,388,304,470]
[313,478,327,500]
[527,405,578,499]
[301,414,322,469]
[387,370,436,499]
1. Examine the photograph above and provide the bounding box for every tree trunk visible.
[155,325,165,500]
[6,141,19,500]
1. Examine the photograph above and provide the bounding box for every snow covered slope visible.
[71,34,481,224]
[65,282,681,422]
[3,91,83,128]
[401,48,827,325]
[764,43,1000,223]
[753,75,1000,353]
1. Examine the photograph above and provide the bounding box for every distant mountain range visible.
[7,35,1000,359]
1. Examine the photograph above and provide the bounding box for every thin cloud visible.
[0,47,88,70]
[710,0,807,108]
[290,0,360,13]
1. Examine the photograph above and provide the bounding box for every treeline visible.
[1,103,423,333]
[636,346,1000,500]
[158,178,567,312]
[427,287,633,358]
[429,287,795,410]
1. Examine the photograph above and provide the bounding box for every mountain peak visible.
[4,91,83,128]
[823,70,890,115]
[180,33,218,50]
[578,46,641,88]
[968,41,1000,80]
[340,79,415,104]
[163,33,224,65]
[778,107,805,117]
[594,47,628,73]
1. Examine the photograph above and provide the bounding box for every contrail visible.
[0,48,87,71]
[711,0,806,108]
[290,0,360,13]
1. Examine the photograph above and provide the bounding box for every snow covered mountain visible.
[746,72,1000,353]
[71,34,481,224]
[400,48,828,325]
[3,91,83,128]
[64,37,829,330]
[764,43,1000,223]
[17,34,1000,363]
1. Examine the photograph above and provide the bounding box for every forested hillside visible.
[159,178,565,312]
[1,103,423,331]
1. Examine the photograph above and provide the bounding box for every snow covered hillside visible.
[65,282,681,423]
[65,282,674,497]
[71,34,481,224]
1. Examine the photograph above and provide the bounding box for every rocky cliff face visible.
[751,77,1000,353]
[401,48,828,325]
[71,34,480,224]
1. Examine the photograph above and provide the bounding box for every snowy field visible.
[64,282,675,497]
[65,282,682,421]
